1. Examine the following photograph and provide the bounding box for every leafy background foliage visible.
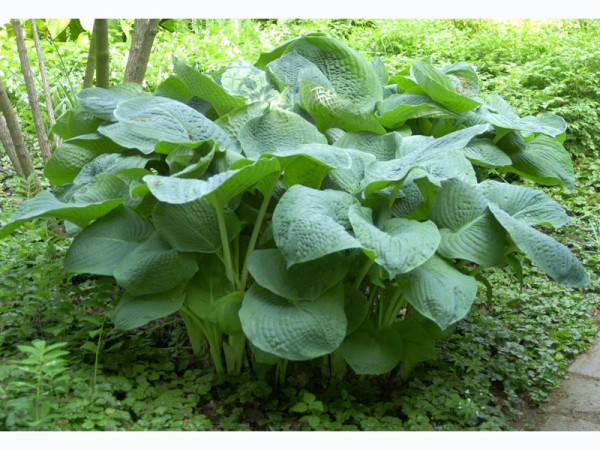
[0,19,599,431]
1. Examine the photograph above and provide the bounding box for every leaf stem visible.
[354,259,374,289]
[215,200,241,290]
[240,178,277,289]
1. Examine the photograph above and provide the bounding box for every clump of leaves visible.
[0,33,588,379]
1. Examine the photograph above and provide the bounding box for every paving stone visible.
[568,336,600,379]
[546,375,600,415]
[542,415,600,431]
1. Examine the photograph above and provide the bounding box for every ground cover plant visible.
[1,19,598,431]
[0,32,589,381]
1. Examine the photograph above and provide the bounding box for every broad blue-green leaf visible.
[64,206,154,275]
[113,285,186,330]
[334,131,401,161]
[391,177,439,220]
[477,93,567,137]
[214,101,269,142]
[238,108,327,159]
[430,179,505,267]
[208,291,244,335]
[114,233,199,295]
[172,148,215,179]
[144,158,281,206]
[299,80,386,134]
[272,185,361,266]
[343,285,370,335]
[398,255,478,330]
[340,319,403,375]
[44,142,112,186]
[394,319,437,364]
[248,249,350,301]
[73,154,148,184]
[488,204,587,287]
[410,60,480,113]
[478,180,571,228]
[349,204,440,278]
[98,122,158,154]
[267,50,334,103]
[220,59,279,103]
[77,84,147,120]
[442,61,480,99]
[113,96,238,152]
[364,125,488,194]
[328,148,376,195]
[239,284,347,360]
[52,106,103,140]
[185,255,232,318]
[173,57,246,116]
[152,198,240,253]
[500,133,575,190]
[463,138,512,168]
[376,93,459,129]
[0,179,126,239]
[371,56,389,86]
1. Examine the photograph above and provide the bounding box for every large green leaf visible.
[430,179,505,267]
[299,80,386,134]
[113,233,199,295]
[152,198,240,253]
[398,255,478,330]
[247,249,350,301]
[476,93,567,137]
[144,158,281,206]
[0,179,126,239]
[52,106,104,140]
[410,60,480,113]
[463,138,512,168]
[73,154,148,184]
[44,142,112,186]
[488,204,588,287]
[185,255,232,318]
[238,108,327,159]
[339,320,403,375]
[220,59,279,103]
[113,96,238,152]
[442,61,480,100]
[173,57,246,116]
[113,285,186,330]
[333,131,401,161]
[64,206,154,276]
[478,180,571,228]
[77,84,147,121]
[239,284,347,360]
[364,125,488,193]
[376,93,459,129]
[328,148,377,195]
[499,133,575,190]
[214,101,269,142]
[98,122,159,154]
[272,185,361,266]
[348,205,440,278]
[284,34,382,111]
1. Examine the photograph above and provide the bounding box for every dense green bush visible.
[0,33,588,380]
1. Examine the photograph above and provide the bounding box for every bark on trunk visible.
[30,19,60,149]
[0,114,25,178]
[94,19,110,88]
[123,19,159,84]
[83,27,97,89]
[0,78,38,182]
[11,19,52,163]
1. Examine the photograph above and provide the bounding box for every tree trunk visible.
[94,19,110,88]
[30,19,60,149]
[83,27,97,89]
[123,19,159,84]
[0,114,25,178]
[0,78,38,182]
[11,19,52,163]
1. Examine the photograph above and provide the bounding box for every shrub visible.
[0,33,588,378]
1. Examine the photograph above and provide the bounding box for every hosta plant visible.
[0,33,588,378]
